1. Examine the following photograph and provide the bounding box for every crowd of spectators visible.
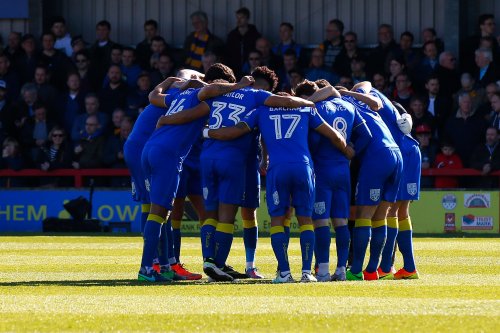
[0,10,499,188]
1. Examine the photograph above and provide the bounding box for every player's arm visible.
[203,122,252,140]
[156,102,210,127]
[148,77,184,107]
[315,122,355,160]
[307,85,341,102]
[179,78,207,90]
[340,90,382,111]
[259,138,269,176]
[197,76,254,101]
[352,81,373,93]
[264,95,315,108]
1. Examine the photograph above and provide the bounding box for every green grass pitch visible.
[0,236,499,332]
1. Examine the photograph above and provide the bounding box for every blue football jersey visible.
[126,88,180,146]
[146,88,207,158]
[341,95,398,155]
[244,105,324,168]
[202,88,272,161]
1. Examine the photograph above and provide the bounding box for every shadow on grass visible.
[0,278,275,287]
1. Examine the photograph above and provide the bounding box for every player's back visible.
[147,88,207,158]
[202,87,271,161]
[310,97,358,163]
[341,95,398,156]
[127,88,180,146]
[245,105,322,168]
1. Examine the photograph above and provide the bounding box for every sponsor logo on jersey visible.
[314,202,326,215]
[369,189,380,201]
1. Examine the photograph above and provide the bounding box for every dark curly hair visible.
[314,79,331,89]
[294,79,318,97]
[251,66,279,92]
[204,63,236,83]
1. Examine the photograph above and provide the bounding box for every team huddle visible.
[123,62,421,283]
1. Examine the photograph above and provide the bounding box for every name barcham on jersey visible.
[223,92,245,99]
[269,107,308,112]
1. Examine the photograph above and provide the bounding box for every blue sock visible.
[164,219,175,262]
[398,217,416,272]
[284,218,291,249]
[214,223,234,267]
[172,220,182,262]
[366,220,387,273]
[314,226,330,265]
[380,217,398,272]
[140,214,163,268]
[243,219,258,266]
[158,223,169,266]
[270,226,289,272]
[334,225,350,268]
[200,218,217,259]
[140,204,150,235]
[351,219,372,274]
[300,225,315,272]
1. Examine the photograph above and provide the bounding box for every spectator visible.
[51,16,73,57]
[444,93,488,166]
[98,64,128,115]
[461,14,499,74]
[415,123,437,188]
[0,53,21,101]
[127,73,151,116]
[474,47,500,88]
[16,34,39,86]
[70,35,88,58]
[470,126,500,188]
[57,72,86,135]
[350,56,367,84]
[371,72,392,97]
[241,50,263,76]
[337,75,354,90]
[421,27,444,54]
[33,65,58,113]
[12,83,39,136]
[149,53,176,87]
[273,22,303,65]
[478,83,499,121]
[288,68,304,94]
[424,75,452,137]
[201,50,219,74]
[72,114,105,169]
[34,126,73,187]
[452,73,485,112]
[255,37,281,70]
[305,48,338,85]
[277,48,300,91]
[413,41,440,92]
[39,31,73,90]
[226,7,261,77]
[433,141,463,188]
[435,51,460,99]
[183,11,224,71]
[319,19,344,69]
[0,137,26,187]
[4,32,23,71]
[0,80,14,141]
[119,47,143,88]
[392,72,414,110]
[73,50,99,93]
[409,95,436,137]
[103,117,133,187]
[367,24,399,76]
[109,44,123,67]
[387,55,406,91]
[489,92,500,130]
[109,108,126,136]
[150,36,170,63]
[71,93,108,143]
[136,19,159,70]
[396,31,421,73]
[19,102,55,162]
[333,31,364,77]
[89,20,120,85]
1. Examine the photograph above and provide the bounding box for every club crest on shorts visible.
[369,188,380,201]
[407,183,417,196]
[144,179,150,192]
[314,201,326,215]
[203,187,208,200]
[273,191,280,205]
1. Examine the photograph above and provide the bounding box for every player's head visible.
[251,66,278,92]
[315,79,331,89]
[294,79,318,98]
[204,63,236,83]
